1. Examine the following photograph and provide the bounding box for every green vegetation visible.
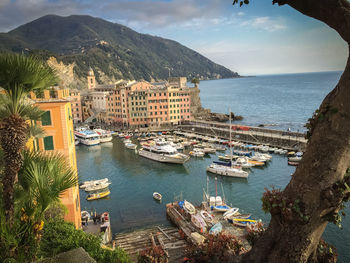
[39,219,131,263]
[0,15,239,83]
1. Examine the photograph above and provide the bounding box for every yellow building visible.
[28,87,81,229]
[168,87,181,125]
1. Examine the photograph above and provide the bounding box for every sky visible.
[0,0,348,75]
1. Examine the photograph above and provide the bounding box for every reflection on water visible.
[76,137,350,261]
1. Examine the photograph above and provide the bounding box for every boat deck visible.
[115,226,188,262]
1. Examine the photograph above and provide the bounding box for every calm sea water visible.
[77,72,349,262]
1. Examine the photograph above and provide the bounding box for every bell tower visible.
[87,67,96,90]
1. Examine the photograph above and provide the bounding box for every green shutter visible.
[43,136,54,150]
[41,111,52,126]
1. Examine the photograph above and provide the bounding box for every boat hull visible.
[207,165,248,178]
[138,149,189,164]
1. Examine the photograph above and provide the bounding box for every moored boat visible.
[209,222,222,235]
[84,182,111,192]
[223,207,239,219]
[94,129,113,143]
[86,190,110,201]
[200,210,214,224]
[213,205,231,212]
[153,192,162,201]
[80,178,109,189]
[191,214,207,232]
[184,200,196,215]
[75,129,100,146]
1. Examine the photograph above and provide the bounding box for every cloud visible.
[241,16,287,32]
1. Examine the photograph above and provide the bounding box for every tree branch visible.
[273,0,350,43]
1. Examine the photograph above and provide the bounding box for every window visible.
[41,111,52,126]
[43,136,54,150]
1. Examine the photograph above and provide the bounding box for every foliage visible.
[316,239,338,263]
[245,221,265,246]
[191,78,200,85]
[0,150,79,262]
[0,15,239,82]
[39,219,131,263]
[138,245,168,263]
[187,233,246,262]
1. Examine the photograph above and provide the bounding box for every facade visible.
[29,87,81,229]
[69,90,82,124]
[148,88,169,127]
[87,68,96,90]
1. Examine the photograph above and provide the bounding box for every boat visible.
[288,161,299,166]
[223,207,239,219]
[125,142,137,150]
[289,156,302,162]
[191,214,207,232]
[213,205,231,212]
[190,148,205,157]
[231,218,257,227]
[86,190,110,201]
[202,147,216,154]
[209,222,222,235]
[138,140,190,164]
[153,192,162,201]
[206,110,249,179]
[200,210,214,224]
[74,129,100,146]
[214,145,226,152]
[233,157,254,168]
[84,182,111,192]
[183,200,196,215]
[80,178,109,189]
[218,155,232,161]
[94,129,113,143]
[227,213,252,221]
[75,139,80,145]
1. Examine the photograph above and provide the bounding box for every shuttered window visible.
[43,136,54,150]
[41,111,52,126]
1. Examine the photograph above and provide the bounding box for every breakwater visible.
[179,120,307,151]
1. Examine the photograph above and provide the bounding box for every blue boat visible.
[213,161,232,167]
[209,222,222,235]
[213,205,231,212]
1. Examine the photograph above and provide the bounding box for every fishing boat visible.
[138,140,189,164]
[153,192,162,201]
[80,178,109,189]
[209,222,222,235]
[184,200,196,215]
[191,214,207,233]
[223,207,239,219]
[84,182,111,192]
[86,190,110,201]
[207,110,249,179]
[94,129,113,143]
[74,128,100,146]
[200,210,214,224]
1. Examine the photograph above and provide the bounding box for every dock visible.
[115,226,188,262]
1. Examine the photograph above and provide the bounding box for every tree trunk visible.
[229,0,350,261]
[0,114,28,225]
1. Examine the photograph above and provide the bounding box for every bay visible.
[77,71,349,262]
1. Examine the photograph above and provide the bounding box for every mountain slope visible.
[0,15,239,84]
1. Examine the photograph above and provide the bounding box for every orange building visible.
[29,87,81,229]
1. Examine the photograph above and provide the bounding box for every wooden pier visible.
[115,226,188,262]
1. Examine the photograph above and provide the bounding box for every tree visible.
[228,0,350,262]
[0,150,78,261]
[191,77,200,88]
[0,53,57,225]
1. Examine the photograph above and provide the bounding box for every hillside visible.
[0,15,239,86]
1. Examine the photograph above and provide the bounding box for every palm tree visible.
[0,150,78,260]
[0,53,57,225]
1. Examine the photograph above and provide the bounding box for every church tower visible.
[87,67,96,90]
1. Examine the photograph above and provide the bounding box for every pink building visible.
[147,89,169,127]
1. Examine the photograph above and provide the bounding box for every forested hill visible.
[0,14,239,84]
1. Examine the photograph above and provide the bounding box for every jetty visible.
[179,120,307,151]
[115,226,188,262]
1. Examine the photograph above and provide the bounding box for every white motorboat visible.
[84,182,111,192]
[214,145,226,152]
[74,128,100,146]
[80,178,109,189]
[94,129,113,143]
[289,156,302,162]
[202,147,216,154]
[213,205,231,212]
[233,157,254,168]
[138,140,189,164]
[223,207,239,219]
[190,148,205,157]
[125,142,137,150]
[200,210,214,224]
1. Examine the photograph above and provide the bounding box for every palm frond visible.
[0,53,58,115]
[18,150,78,215]
[28,123,46,139]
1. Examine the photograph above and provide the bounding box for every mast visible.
[229,108,232,166]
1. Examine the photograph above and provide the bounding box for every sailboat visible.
[206,109,249,179]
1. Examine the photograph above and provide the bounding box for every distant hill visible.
[0,15,239,86]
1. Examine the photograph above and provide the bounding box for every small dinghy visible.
[153,192,162,201]
[191,214,207,233]
[231,218,256,227]
[223,207,239,219]
[184,200,196,215]
[200,210,214,224]
[209,222,222,235]
[86,190,110,201]
[213,205,231,212]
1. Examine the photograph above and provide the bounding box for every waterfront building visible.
[148,86,169,127]
[128,82,151,127]
[69,90,82,124]
[168,86,181,125]
[28,87,82,229]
